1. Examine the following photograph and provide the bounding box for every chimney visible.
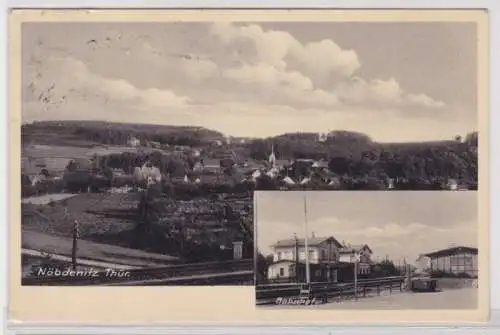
[311,232,316,238]
[232,241,243,260]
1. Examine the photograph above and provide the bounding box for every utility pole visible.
[72,219,79,271]
[294,233,299,282]
[353,252,360,301]
[303,191,310,284]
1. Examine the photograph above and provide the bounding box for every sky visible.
[22,22,477,142]
[255,191,478,265]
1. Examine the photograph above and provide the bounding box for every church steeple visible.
[268,144,277,168]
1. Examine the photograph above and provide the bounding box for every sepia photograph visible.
[255,191,479,309]
[19,19,478,286]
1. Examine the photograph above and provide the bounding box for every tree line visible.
[22,121,225,147]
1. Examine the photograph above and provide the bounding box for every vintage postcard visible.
[9,9,488,324]
[255,191,480,310]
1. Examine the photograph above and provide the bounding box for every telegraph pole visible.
[72,219,79,271]
[303,191,310,284]
[294,233,299,282]
[353,252,360,301]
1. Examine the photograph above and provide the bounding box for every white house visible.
[267,235,343,282]
[127,136,141,147]
[133,161,162,185]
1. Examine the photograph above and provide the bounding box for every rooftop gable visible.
[272,236,343,249]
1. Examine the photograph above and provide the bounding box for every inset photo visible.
[255,191,480,310]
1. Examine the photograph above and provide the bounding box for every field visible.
[22,230,180,267]
[22,143,178,177]
[22,192,141,239]
[21,190,253,262]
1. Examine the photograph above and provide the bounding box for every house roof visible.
[423,246,478,258]
[339,244,373,254]
[272,236,343,249]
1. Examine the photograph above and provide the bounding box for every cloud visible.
[67,58,191,108]
[336,77,445,109]
[139,41,219,84]
[210,22,360,78]
[210,22,445,110]
[28,56,191,110]
[222,62,339,107]
[291,38,360,79]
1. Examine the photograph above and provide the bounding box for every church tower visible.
[268,144,277,168]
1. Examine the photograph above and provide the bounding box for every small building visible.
[318,132,328,143]
[127,136,141,147]
[424,246,478,277]
[133,161,162,185]
[338,244,373,275]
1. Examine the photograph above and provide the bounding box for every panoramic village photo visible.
[254,191,479,309]
[19,20,478,286]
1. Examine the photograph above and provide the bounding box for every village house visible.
[127,136,141,147]
[133,161,162,185]
[318,132,328,143]
[266,234,373,283]
[338,244,373,275]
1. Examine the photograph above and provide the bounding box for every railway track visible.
[22,259,254,286]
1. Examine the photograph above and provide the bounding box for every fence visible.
[256,276,406,305]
